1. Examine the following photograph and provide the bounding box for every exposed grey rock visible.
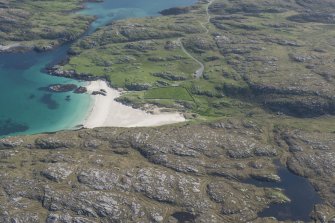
[83,139,102,149]
[254,147,278,157]
[41,163,74,182]
[10,213,39,223]
[250,173,281,183]
[0,138,23,149]
[77,169,126,191]
[227,148,253,159]
[35,137,77,149]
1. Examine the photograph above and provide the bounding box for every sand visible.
[83,80,186,128]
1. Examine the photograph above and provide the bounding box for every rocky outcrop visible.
[288,13,335,24]
[125,82,151,91]
[0,120,318,222]
[41,163,74,182]
[47,84,77,93]
[35,137,78,149]
[152,72,188,81]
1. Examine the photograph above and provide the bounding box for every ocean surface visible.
[0,0,196,137]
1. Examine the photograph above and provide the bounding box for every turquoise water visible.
[0,49,90,137]
[79,0,196,31]
[0,0,196,137]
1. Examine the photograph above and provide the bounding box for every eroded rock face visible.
[0,120,331,222]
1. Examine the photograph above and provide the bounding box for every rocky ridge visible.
[0,119,334,222]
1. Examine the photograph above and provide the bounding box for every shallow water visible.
[0,48,90,137]
[79,0,196,31]
[245,163,322,221]
[0,0,196,137]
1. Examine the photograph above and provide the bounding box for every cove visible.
[245,162,322,221]
[0,0,197,138]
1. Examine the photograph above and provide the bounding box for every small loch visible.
[246,162,322,221]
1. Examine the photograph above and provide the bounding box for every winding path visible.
[178,37,204,79]
[179,0,214,79]
[200,0,214,34]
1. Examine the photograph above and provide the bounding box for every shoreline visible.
[0,43,26,53]
[82,80,186,128]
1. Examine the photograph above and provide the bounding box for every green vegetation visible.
[54,0,334,122]
[1,0,329,128]
[0,0,92,51]
[144,87,193,101]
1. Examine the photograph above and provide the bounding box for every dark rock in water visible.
[74,86,87,94]
[48,84,77,93]
[92,91,107,96]
[65,95,71,101]
[160,7,190,16]
[0,119,29,136]
[39,94,59,110]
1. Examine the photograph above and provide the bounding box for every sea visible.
[0,0,196,137]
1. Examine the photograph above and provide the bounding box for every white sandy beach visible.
[83,80,186,128]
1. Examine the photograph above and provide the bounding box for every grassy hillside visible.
[0,0,92,51]
[53,0,335,120]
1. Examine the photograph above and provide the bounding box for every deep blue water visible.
[245,162,322,221]
[0,0,196,137]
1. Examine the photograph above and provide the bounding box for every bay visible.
[0,0,196,137]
